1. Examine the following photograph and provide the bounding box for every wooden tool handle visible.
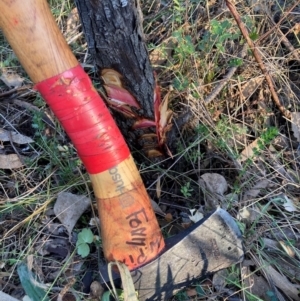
[0,0,164,269]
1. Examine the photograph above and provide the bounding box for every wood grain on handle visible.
[90,157,164,267]
[0,0,77,82]
[0,0,165,269]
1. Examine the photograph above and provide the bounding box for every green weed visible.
[76,228,94,258]
[180,181,193,198]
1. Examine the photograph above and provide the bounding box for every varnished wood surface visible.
[0,0,78,82]
[90,156,165,268]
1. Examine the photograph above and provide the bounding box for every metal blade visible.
[100,208,244,300]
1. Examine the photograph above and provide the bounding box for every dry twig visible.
[225,0,291,119]
[0,84,32,98]
[257,0,300,44]
[204,44,248,104]
[263,5,300,61]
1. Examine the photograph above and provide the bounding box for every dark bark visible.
[74,0,155,119]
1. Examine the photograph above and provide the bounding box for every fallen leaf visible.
[237,206,261,223]
[201,173,228,196]
[156,176,161,199]
[279,241,295,258]
[150,199,165,216]
[226,123,248,150]
[149,37,176,66]
[241,265,271,300]
[35,241,50,256]
[243,179,270,201]
[237,207,250,220]
[188,209,204,223]
[44,222,66,236]
[61,293,76,301]
[27,255,34,271]
[150,47,169,66]
[294,23,300,35]
[17,263,50,301]
[0,154,24,169]
[35,238,70,258]
[212,269,228,292]
[239,139,259,162]
[264,265,300,301]
[45,240,69,258]
[224,193,239,204]
[108,261,138,301]
[56,277,77,301]
[241,76,264,99]
[0,69,24,88]
[0,128,33,144]
[272,194,298,212]
[200,173,228,208]
[54,192,91,234]
[291,112,300,142]
[261,238,279,250]
[271,227,300,242]
[282,195,298,212]
[165,213,173,222]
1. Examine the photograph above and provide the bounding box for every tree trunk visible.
[74,0,155,121]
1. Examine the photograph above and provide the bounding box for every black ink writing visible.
[125,208,149,263]
[126,208,148,228]
[126,237,146,246]
[150,236,162,253]
[137,248,147,264]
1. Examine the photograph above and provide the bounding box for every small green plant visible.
[172,30,195,64]
[173,73,190,91]
[228,58,243,67]
[212,116,243,158]
[257,127,279,149]
[198,19,240,53]
[32,111,46,132]
[180,181,193,198]
[76,228,94,258]
[249,126,279,158]
[172,0,186,23]
[33,94,46,108]
[176,139,202,164]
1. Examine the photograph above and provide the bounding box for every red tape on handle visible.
[35,65,130,174]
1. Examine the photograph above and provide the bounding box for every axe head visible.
[100,208,244,300]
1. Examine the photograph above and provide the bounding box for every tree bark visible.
[74,0,155,120]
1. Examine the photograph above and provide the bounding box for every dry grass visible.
[1,0,300,300]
